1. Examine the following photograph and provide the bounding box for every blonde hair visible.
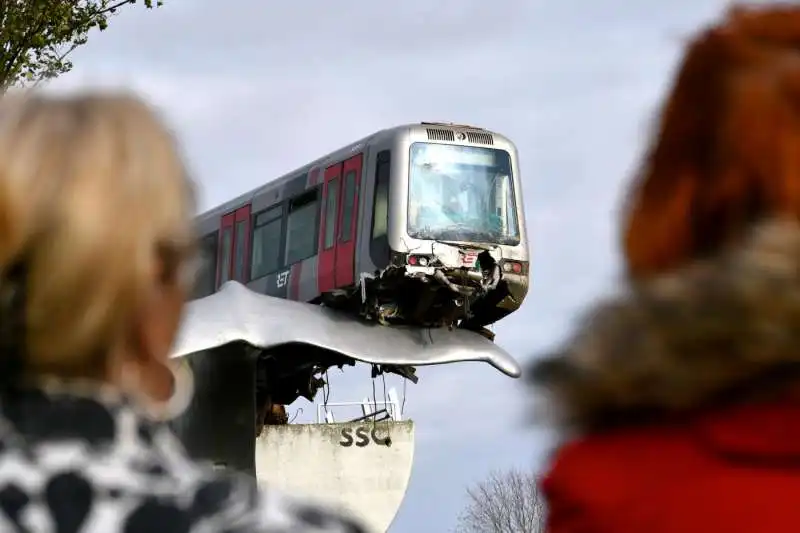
[0,91,195,379]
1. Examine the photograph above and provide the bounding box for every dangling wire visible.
[323,369,331,406]
[381,373,389,417]
[289,407,303,424]
[401,378,408,418]
[320,369,332,421]
[371,370,378,420]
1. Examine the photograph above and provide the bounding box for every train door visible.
[318,163,342,293]
[217,204,252,288]
[335,153,363,287]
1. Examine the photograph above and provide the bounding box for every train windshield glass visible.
[407,143,520,245]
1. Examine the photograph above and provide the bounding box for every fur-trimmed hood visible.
[529,219,800,433]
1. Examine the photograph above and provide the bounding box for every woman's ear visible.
[124,283,182,402]
[121,240,192,404]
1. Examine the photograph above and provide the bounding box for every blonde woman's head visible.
[0,91,196,406]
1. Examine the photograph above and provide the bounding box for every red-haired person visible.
[531,5,800,532]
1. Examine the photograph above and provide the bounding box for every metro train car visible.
[193,122,529,339]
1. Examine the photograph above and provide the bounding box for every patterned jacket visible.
[0,382,368,533]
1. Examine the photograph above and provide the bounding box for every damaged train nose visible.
[356,242,525,337]
[405,242,503,294]
[427,249,501,296]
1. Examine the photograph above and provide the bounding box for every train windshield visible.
[407,143,520,245]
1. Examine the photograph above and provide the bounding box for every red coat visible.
[528,222,800,533]
[542,401,800,533]
[529,218,800,533]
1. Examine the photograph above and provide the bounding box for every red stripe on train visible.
[311,166,326,295]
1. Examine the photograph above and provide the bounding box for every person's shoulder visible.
[190,469,369,533]
[544,422,699,501]
[541,426,678,532]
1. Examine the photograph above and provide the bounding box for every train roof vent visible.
[466,131,494,145]
[426,128,455,142]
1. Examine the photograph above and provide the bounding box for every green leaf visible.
[0,0,167,90]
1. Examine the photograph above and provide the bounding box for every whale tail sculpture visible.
[169,282,522,531]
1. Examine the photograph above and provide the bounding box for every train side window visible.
[193,231,219,299]
[341,170,357,242]
[324,177,339,249]
[251,205,283,279]
[372,150,390,240]
[285,189,320,264]
[219,226,233,283]
[370,150,391,269]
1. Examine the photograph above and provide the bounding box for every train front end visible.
[367,124,529,337]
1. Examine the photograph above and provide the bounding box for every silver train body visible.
[193,122,529,337]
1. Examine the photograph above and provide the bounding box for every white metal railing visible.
[316,387,403,424]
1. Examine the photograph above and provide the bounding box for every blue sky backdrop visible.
[50,1,729,530]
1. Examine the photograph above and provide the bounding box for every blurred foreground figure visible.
[0,92,365,533]
[531,5,800,533]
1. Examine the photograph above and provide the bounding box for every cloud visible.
[48,0,732,530]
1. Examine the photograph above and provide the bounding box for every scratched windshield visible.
[407,143,520,245]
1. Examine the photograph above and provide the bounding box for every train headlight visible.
[407,254,433,266]
[502,261,524,274]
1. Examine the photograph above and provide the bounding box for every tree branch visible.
[2,4,54,89]
[0,0,165,90]
[455,468,545,533]
[29,40,79,89]
[95,0,136,16]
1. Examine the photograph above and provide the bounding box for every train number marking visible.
[276,270,290,288]
[459,250,480,268]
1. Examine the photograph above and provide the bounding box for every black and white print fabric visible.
[0,382,367,533]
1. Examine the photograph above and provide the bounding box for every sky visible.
[49,1,731,530]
